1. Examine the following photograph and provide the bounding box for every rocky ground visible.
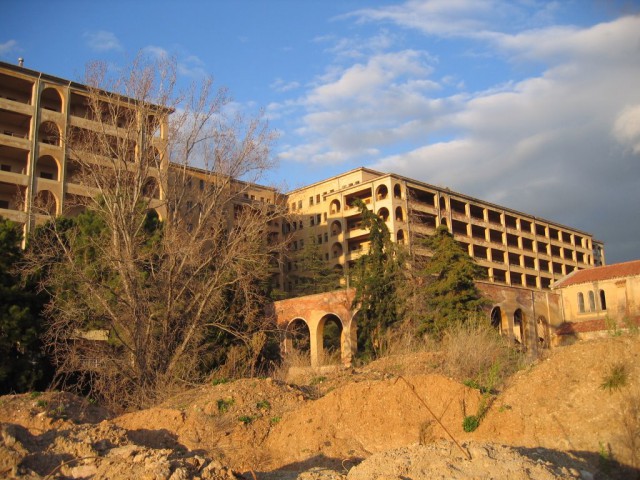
[1,335,639,479]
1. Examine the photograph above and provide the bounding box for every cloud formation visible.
[0,40,18,56]
[276,1,640,263]
[84,30,122,52]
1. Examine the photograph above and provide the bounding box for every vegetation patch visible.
[601,362,629,392]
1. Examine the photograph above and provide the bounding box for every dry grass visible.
[617,388,640,469]
[270,348,311,382]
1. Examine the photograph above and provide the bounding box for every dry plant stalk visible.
[23,55,286,410]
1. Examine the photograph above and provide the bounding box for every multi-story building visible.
[1,59,606,298]
[0,60,279,241]
[282,167,603,294]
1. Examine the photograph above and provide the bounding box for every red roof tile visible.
[553,260,640,288]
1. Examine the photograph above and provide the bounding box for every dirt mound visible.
[113,377,308,471]
[346,441,591,480]
[473,336,640,468]
[2,335,639,479]
[0,391,112,434]
[264,374,481,470]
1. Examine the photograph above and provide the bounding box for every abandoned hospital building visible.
[1,60,639,367]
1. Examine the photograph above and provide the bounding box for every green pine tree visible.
[350,199,404,359]
[417,225,487,336]
[0,217,53,394]
[292,235,341,296]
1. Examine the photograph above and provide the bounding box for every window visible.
[324,233,328,242]
[310,216,315,226]
[600,289,607,310]
[317,234,322,244]
[588,291,596,312]
[40,172,54,180]
[578,292,585,313]
[199,179,205,190]
[297,200,302,209]
[309,196,314,206]
[316,194,320,203]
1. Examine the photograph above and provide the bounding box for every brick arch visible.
[273,289,357,367]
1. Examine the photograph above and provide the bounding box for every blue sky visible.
[2,0,639,263]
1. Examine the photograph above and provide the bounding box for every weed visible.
[29,391,42,399]
[212,377,229,386]
[270,416,281,425]
[599,441,614,474]
[310,376,326,386]
[256,400,271,410]
[498,404,512,413]
[217,398,235,413]
[238,415,255,424]
[36,399,48,408]
[463,415,480,432]
[605,316,623,337]
[601,363,629,392]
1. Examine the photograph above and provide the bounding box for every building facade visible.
[281,167,604,294]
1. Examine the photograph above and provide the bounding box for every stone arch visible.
[377,207,389,222]
[513,308,526,346]
[40,87,63,112]
[375,184,388,200]
[36,155,60,181]
[440,217,448,228]
[330,199,341,214]
[397,229,406,244]
[33,189,58,216]
[393,183,402,199]
[317,313,343,365]
[285,318,311,365]
[330,219,342,236]
[490,306,503,332]
[395,206,404,222]
[439,196,447,211]
[38,121,62,146]
[536,316,550,349]
[331,242,343,259]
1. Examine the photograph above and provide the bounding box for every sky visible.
[2,0,639,264]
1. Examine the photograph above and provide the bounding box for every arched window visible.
[600,289,607,311]
[577,293,585,313]
[588,291,596,312]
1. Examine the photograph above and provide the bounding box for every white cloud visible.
[613,105,640,155]
[84,30,122,52]
[270,78,301,93]
[277,3,640,262]
[0,39,18,55]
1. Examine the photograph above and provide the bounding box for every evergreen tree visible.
[291,235,340,296]
[350,199,403,359]
[417,225,487,336]
[0,217,52,394]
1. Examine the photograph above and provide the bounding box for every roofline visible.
[285,165,596,238]
[388,170,596,237]
[168,162,279,193]
[0,60,173,114]
[285,167,386,194]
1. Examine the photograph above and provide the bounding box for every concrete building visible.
[281,167,604,294]
[0,60,279,241]
[552,260,640,343]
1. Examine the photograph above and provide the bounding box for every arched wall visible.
[272,289,357,367]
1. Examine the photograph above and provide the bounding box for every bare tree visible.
[24,56,285,410]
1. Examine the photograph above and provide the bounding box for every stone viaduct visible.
[271,284,563,368]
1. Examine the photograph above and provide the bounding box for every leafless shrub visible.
[22,55,286,411]
[441,318,524,388]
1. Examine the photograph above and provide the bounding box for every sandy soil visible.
[1,335,639,479]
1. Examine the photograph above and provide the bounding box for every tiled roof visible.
[553,260,640,288]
